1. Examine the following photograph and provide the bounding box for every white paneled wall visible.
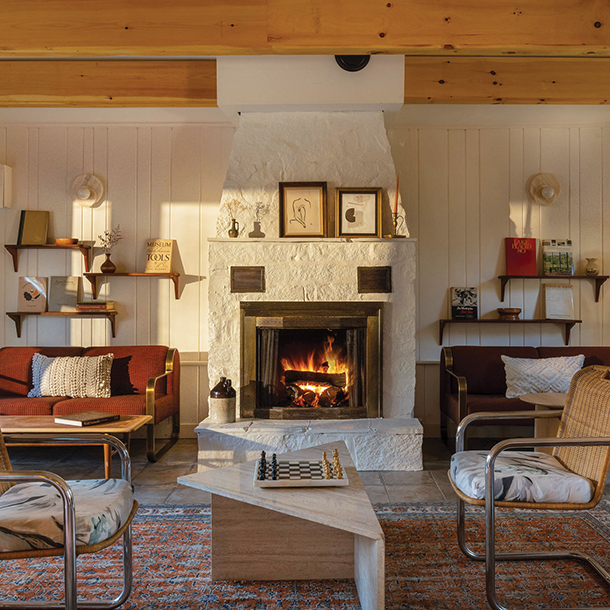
[0,121,234,437]
[388,109,610,435]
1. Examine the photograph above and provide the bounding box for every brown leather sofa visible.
[0,345,180,461]
[440,345,610,445]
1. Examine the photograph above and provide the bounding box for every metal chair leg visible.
[146,412,180,462]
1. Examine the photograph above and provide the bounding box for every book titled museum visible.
[144,239,175,273]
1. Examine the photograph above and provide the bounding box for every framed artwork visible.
[279,182,327,238]
[336,187,382,238]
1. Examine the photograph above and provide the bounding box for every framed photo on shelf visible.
[336,187,382,238]
[279,182,327,238]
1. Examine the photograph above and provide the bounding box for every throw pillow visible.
[501,354,585,398]
[28,353,114,399]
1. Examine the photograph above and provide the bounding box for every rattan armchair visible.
[448,365,610,610]
[0,432,137,610]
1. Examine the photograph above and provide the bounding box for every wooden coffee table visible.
[0,414,152,477]
[178,441,385,610]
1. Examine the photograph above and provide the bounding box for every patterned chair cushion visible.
[450,450,594,504]
[0,478,134,552]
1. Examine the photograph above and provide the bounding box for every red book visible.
[505,238,537,276]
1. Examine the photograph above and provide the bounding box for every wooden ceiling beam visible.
[404,57,610,104]
[1,0,609,57]
[0,60,216,107]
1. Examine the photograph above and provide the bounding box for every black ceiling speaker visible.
[335,55,371,72]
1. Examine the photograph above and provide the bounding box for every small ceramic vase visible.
[585,257,600,277]
[100,253,117,274]
[228,219,239,238]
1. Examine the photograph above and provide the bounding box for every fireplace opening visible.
[240,302,383,420]
[258,327,365,413]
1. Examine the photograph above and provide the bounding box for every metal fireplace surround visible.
[240,301,384,420]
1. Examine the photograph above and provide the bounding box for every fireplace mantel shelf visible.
[209,237,416,243]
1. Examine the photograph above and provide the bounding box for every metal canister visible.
[208,377,236,423]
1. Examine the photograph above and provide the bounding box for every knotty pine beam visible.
[0,0,609,57]
[0,61,216,107]
[404,57,610,104]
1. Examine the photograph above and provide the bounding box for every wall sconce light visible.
[72,173,104,207]
[528,173,561,206]
[0,164,12,208]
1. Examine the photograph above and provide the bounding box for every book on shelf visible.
[76,300,114,311]
[144,238,175,273]
[54,411,120,427]
[450,287,478,319]
[17,277,48,312]
[48,276,80,312]
[17,210,50,245]
[544,283,575,319]
[505,237,537,276]
[542,239,574,275]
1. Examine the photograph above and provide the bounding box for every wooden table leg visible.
[534,404,562,455]
[104,443,111,478]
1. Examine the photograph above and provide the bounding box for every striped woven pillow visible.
[28,353,114,398]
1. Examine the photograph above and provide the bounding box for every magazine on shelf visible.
[544,283,575,320]
[144,238,175,273]
[450,287,478,319]
[17,277,48,312]
[54,411,120,427]
[505,237,537,276]
[48,276,80,312]
[542,239,573,275]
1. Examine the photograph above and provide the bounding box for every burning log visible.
[284,370,346,387]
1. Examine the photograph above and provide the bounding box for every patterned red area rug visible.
[2,502,610,609]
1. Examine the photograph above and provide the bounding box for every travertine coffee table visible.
[178,440,384,610]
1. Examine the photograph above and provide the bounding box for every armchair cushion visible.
[450,450,594,504]
[0,478,134,552]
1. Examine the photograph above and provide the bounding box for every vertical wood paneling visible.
[479,129,510,345]
[418,129,448,361]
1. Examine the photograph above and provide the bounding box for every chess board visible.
[253,459,349,488]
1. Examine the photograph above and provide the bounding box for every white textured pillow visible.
[501,354,585,398]
[28,353,114,399]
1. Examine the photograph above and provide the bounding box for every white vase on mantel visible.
[585,258,600,277]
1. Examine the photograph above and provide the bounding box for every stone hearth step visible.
[195,417,423,472]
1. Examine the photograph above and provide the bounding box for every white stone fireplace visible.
[196,111,423,470]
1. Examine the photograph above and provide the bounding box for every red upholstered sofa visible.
[440,345,610,444]
[0,345,180,461]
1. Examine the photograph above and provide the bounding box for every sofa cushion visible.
[0,396,67,416]
[28,353,114,399]
[53,394,147,417]
[445,394,535,425]
[502,354,585,398]
[538,347,610,368]
[0,478,134,552]
[449,346,539,395]
[0,347,83,397]
[82,346,168,395]
[451,450,593,503]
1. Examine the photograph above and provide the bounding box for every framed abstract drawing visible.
[335,187,382,238]
[279,182,327,237]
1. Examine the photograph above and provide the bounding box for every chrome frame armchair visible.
[0,433,137,610]
[448,365,610,610]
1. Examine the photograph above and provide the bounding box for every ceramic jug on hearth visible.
[208,377,237,423]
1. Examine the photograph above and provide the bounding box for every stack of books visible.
[76,301,115,312]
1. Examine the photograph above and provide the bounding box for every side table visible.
[519,392,567,454]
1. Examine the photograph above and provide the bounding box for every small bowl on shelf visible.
[54,238,79,246]
[497,308,522,321]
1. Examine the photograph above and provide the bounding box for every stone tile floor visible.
[6,437,456,505]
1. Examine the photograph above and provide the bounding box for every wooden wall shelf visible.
[5,244,92,272]
[499,274,608,302]
[439,318,582,346]
[84,272,180,299]
[7,311,117,338]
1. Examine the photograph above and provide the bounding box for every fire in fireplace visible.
[240,302,383,420]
